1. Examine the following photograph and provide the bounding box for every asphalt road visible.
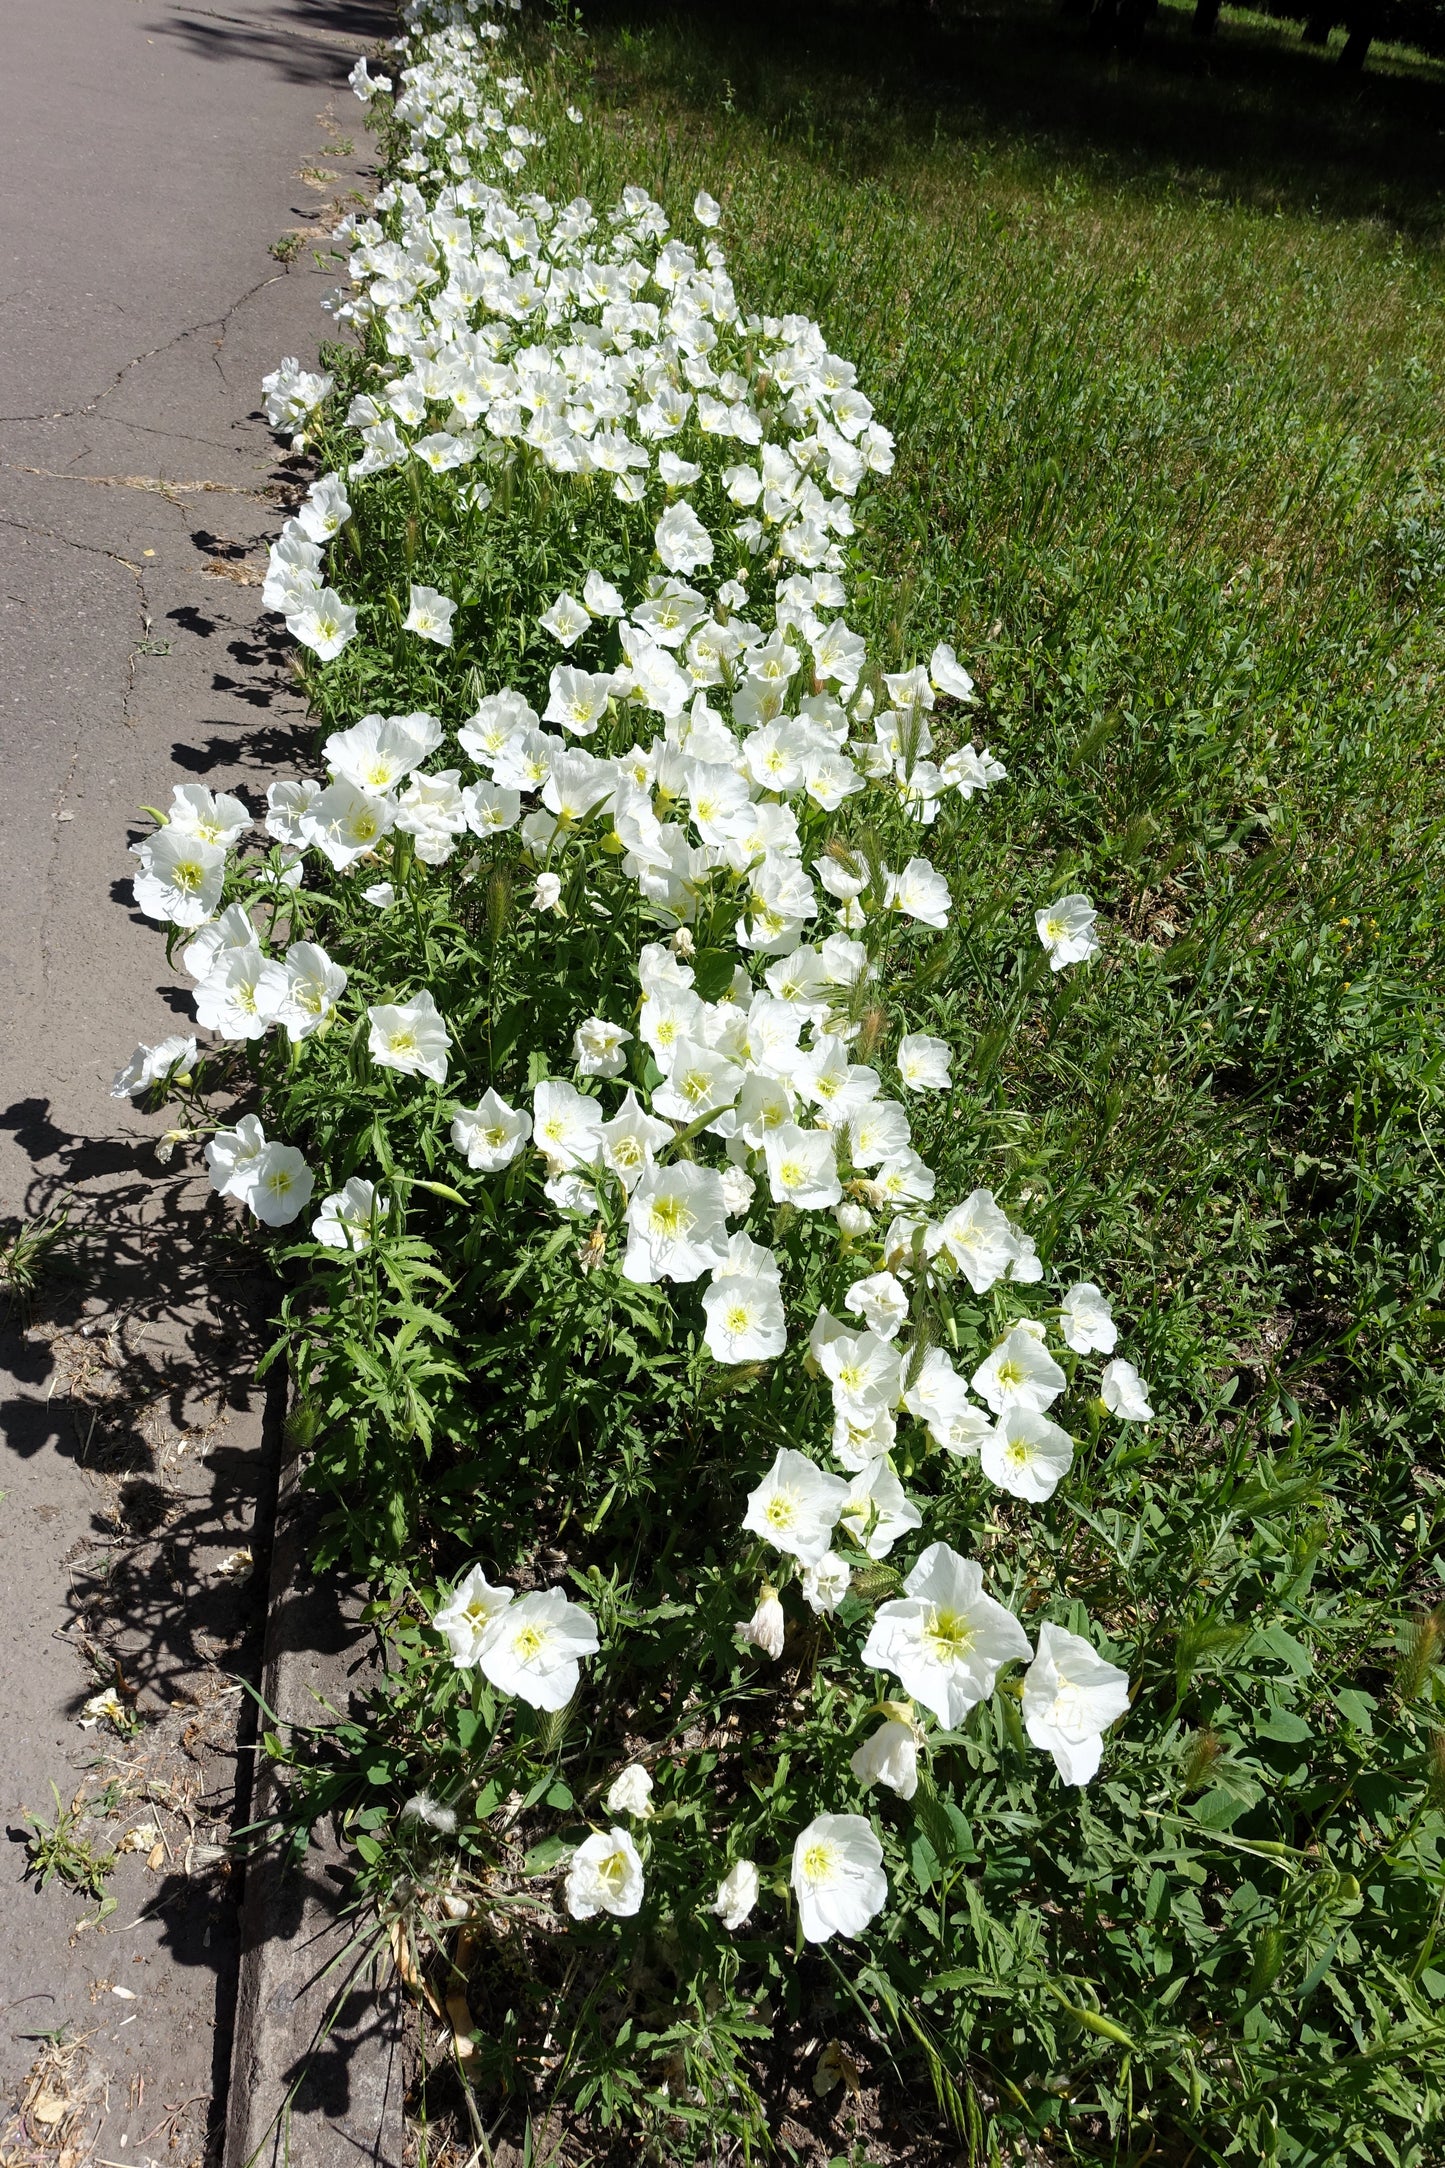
[0,3,388,2154]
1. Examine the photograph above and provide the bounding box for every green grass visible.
[231,5,1445,2160]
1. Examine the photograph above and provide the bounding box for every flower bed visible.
[108,1,1445,2156]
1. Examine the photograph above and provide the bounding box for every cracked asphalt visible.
[0,1,389,2155]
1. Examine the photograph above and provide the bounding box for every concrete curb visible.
[224,1461,405,2168]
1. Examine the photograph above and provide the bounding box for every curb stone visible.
[224,1461,405,2168]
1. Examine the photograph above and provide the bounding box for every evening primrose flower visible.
[861,1542,1031,1727]
[276,941,347,1041]
[312,1177,384,1253]
[883,857,951,928]
[736,1586,786,1658]
[597,1089,672,1193]
[367,990,451,1084]
[763,1122,841,1210]
[533,1079,604,1171]
[166,783,249,851]
[818,1329,903,1423]
[195,946,286,1042]
[931,1188,1020,1293]
[478,1586,600,1711]
[451,1088,531,1172]
[1036,894,1100,971]
[971,1325,1067,1417]
[801,1551,852,1614]
[655,500,714,576]
[623,1163,730,1283]
[850,1718,918,1800]
[980,1407,1074,1503]
[574,1017,632,1078]
[286,586,358,660]
[896,1033,952,1092]
[837,1456,923,1559]
[606,1764,655,1819]
[712,1858,760,1931]
[540,591,591,647]
[1059,1281,1117,1355]
[544,665,614,737]
[111,1035,198,1101]
[843,1271,910,1342]
[131,827,226,927]
[1101,1358,1154,1421]
[566,1827,644,1920]
[693,189,722,227]
[929,642,975,700]
[791,1814,887,1944]
[743,1449,850,1567]
[403,584,456,646]
[1022,1622,1131,1785]
[249,1141,314,1227]
[204,1114,267,1202]
[325,710,442,795]
[433,1564,513,1669]
[301,781,396,871]
[703,1274,786,1363]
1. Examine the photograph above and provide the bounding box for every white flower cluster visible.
[115,0,1136,1951]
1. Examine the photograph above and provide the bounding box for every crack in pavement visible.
[0,271,288,427]
[5,463,284,505]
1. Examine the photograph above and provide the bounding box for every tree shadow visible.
[152,1,398,89]
[593,0,1445,233]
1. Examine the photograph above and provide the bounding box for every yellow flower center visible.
[924,1606,975,1664]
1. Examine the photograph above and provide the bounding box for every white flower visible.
[574,1017,632,1077]
[971,1326,1067,1416]
[362,881,396,910]
[791,1814,887,1944]
[1060,1282,1117,1355]
[980,1407,1074,1502]
[849,1719,918,1800]
[883,857,951,928]
[606,1764,655,1818]
[478,1586,600,1711]
[368,990,451,1084]
[463,779,522,836]
[930,1188,1020,1293]
[1022,1622,1131,1785]
[929,642,975,700]
[434,1564,514,1669]
[800,1551,852,1614]
[597,1089,672,1192]
[837,1456,923,1559]
[131,827,226,927]
[693,189,722,227]
[703,1275,786,1362]
[249,1141,314,1227]
[712,1858,760,1931]
[720,1164,756,1218]
[111,1035,197,1101]
[1036,894,1100,971]
[817,1329,902,1422]
[623,1163,730,1283]
[312,1176,384,1253]
[836,1200,873,1236]
[451,1088,531,1172]
[195,946,286,1041]
[301,781,396,870]
[843,1271,910,1342]
[896,1033,952,1092]
[582,570,625,618]
[743,1448,849,1566]
[545,665,614,737]
[532,871,564,912]
[348,55,391,99]
[204,1113,268,1202]
[276,941,347,1041]
[654,500,714,576]
[1100,1358,1154,1421]
[297,472,351,543]
[533,1078,604,1171]
[286,587,358,660]
[540,591,591,647]
[403,584,456,646]
[861,1542,1031,1727]
[166,783,250,850]
[902,1346,992,1457]
[566,1827,645,1920]
[736,1587,786,1658]
[763,1123,841,1210]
